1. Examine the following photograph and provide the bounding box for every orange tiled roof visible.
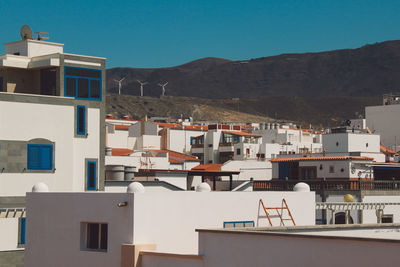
[111,148,134,156]
[270,156,374,162]
[149,149,200,163]
[154,122,208,131]
[192,164,223,171]
[114,124,130,130]
[222,130,261,137]
[380,144,396,155]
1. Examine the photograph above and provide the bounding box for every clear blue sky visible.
[1,0,399,68]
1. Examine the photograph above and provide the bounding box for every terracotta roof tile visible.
[222,130,261,137]
[114,125,130,130]
[192,164,223,171]
[111,148,134,156]
[148,149,200,163]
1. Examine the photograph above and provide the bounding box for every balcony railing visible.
[253,179,400,192]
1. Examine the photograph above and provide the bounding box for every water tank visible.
[105,165,125,181]
[124,166,136,181]
[32,182,49,192]
[293,182,310,192]
[196,182,211,192]
[394,154,400,163]
[127,182,145,193]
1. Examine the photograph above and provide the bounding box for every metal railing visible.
[253,179,400,192]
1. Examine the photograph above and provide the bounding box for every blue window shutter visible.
[27,145,41,169]
[27,144,53,170]
[20,218,26,245]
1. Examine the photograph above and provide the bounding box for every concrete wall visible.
[0,250,24,267]
[221,160,272,180]
[0,219,23,251]
[323,133,380,153]
[366,104,400,149]
[197,229,400,267]
[133,191,315,254]
[25,193,134,267]
[25,190,315,266]
[108,130,129,149]
[363,195,400,224]
[0,99,101,195]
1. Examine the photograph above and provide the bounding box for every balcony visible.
[253,179,400,192]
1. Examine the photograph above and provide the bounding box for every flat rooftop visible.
[197,223,400,243]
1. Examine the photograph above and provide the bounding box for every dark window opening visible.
[87,161,96,190]
[77,105,86,135]
[66,68,101,78]
[382,215,393,223]
[90,80,100,98]
[85,223,107,251]
[0,76,3,92]
[40,68,57,96]
[66,78,76,97]
[77,78,89,98]
[236,148,241,155]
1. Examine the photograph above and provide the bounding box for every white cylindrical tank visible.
[196,182,211,192]
[32,182,49,192]
[105,165,125,181]
[293,182,310,192]
[124,166,136,181]
[127,182,145,193]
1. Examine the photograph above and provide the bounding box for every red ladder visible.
[259,198,296,226]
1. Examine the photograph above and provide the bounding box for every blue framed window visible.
[87,161,97,191]
[223,220,254,228]
[64,67,102,101]
[27,144,53,170]
[20,218,26,245]
[77,105,86,135]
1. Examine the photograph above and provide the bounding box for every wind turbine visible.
[114,77,126,95]
[158,82,168,97]
[137,80,148,97]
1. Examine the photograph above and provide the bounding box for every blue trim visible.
[87,161,97,191]
[77,105,86,135]
[223,220,254,228]
[20,218,26,245]
[27,144,53,170]
[64,67,102,101]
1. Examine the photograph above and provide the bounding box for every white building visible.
[366,94,400,152]
[0,26,106,260]
[25,183,315,267]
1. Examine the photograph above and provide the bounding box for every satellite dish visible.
[20,25,33,40]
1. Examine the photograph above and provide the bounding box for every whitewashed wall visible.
[0,101,100,195]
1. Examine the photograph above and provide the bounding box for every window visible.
[382,215,393,223]
[246,148,250,155]
[236,148,241,155]
[87,160,97,191]
[0,76,3,92]
[223,221,254,228]
[27,144,53,170]
[366,143,369,147]
[336,142,339,146]
[329,165,335,173]
[64,67,102,100]
[19,218,26,245]
[77,105,86,136]
[82,223,108,251]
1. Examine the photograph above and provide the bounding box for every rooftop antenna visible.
[137,80,148,97]
[34,31,49,41]
[158,82,168,96]
[20,25,33,40]
[114,77,126,95]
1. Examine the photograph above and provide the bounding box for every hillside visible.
[107,41,400,99]
[106,94,380,127]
